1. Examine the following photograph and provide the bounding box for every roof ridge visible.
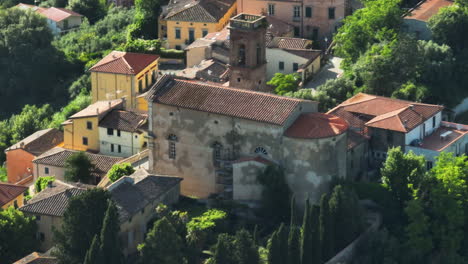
[198,2,217,21]
[166,1,198,19]
[88,54,123,71]
[120,55,135,74]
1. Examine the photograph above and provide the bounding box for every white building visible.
[99,110,148,157]
[266,37,322,82]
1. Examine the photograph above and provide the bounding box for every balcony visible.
[230,13,267,31]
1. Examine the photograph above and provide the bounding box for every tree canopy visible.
[64,152,94,183]
[267,73,300,96]
[108,163,135,182]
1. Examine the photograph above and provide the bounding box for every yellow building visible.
[62,100,124,152]
[159,0,237,50]
[89,51,160,109]
[0,183,27,209]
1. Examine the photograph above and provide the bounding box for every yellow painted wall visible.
[63,117,99,152]
[136,96,148,112]
[91,59,159,109]
[164,2,237,49]
[1,193,24,209]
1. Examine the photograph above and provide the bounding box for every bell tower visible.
[229,14,268,92]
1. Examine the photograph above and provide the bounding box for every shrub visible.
[108,163,135,182]
[35,176,55,193]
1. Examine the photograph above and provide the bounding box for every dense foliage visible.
[67,0,106,23]
[64,152,94,183]
[128,0,161,40]
[35,176,56,193]
[108,163,135,182]
[0,9,79,118]
[267,73,300,96]
[0,207,38,263]
[54,188,110,264]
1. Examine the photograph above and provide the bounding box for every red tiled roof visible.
[328,93,443,133]
[40,7,82,22]
[13,252,58,264]
[99,110,147,133]
[89,51,160,75]
[6,128,63,156]
[69,99,123,120]
[285,113,348,139]
[0,183,27,207]
[267,37,312,49]
[147,75,309,125]
[414,122,468,151]
[405,0,453,22]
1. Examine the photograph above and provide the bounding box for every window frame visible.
[268,3,275,15]
[86,121,93,130]
[44,167,49,175]
[167,134,178,160]
[107,128,114,136]
[305,6,312,18]
[175,27,181,39]
[328,7,336,19]
[293,5,301,18]
[279,61,285,70]
[82,137,88,146]
[293,63,299,72]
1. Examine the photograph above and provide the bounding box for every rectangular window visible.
[138,79,143,93]
[169,141,176,159]
[117,130,121,137]
[294,26,300,37]
[86,121,92,130]
[268,3,275,15]
[45,167,49,175]
[312,28,319,40]
[82,137,88,146]
[111,144,115,152]
[328,7,336,19]
[202,29,208,37]
[305,6,312,18]
[279,61,284,70]
[188,28,195,43]
[387,131,393,145]
[432,116,436,128]
[118,145,122,153]
[152,70,157,83]
[293,6,301,18]
[293,63,299,71]
[175,28,181,39]
[107,128,114,136]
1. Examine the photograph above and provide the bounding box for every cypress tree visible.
[83,235,102,264]
[301,198,313,264]
[288,225,301,264]
[290,196,296,226]
[100,201,124,264]
[213,234,236,264]
[319,193,334,263]
[310,205,322,264]
[253,225,259,246]
[277,223,289,264]
[267,230,281,264]
[233,229,260,264]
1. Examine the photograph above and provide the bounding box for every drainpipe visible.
[301,0,304,38]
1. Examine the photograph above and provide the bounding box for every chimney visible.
[108,101,111,108]
[96,108,99,115]
[19,142,25,149]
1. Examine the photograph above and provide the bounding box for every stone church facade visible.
[147,75,349,204]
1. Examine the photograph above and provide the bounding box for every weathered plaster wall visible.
[282,132,348,205]
[233,161,267,200]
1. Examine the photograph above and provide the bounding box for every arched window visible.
[167,134,178,159]
[212,142,222,167]
[238,44,246,66]
[254,146,268,156]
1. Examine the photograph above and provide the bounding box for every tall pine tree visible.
[267,230,281,264]
[233,229,260,264]
[83,235,102,264]
[100,201,124,264]
[212,234,236,264]
[310,205,322,264]
[301,198,313,264]
[277,224,289,264]
[288,225,301,264]
[320,193,334,263]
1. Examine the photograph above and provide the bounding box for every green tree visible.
[212,234,236,264]
[301,198,315,264]
[67,0,106,23]
[83,235,103,264]
[49,92,91,129]
[429,5,468,54]
[334,0,403,67]
[138,217,185,264]
[392,81,428,102]
[267,73,300,95]
[381,147,426,206]
[267,230,282,264]
[328,185,363,253]
[310,205,322,263]
[233,229,259,264]
[108,163,135,182]
[9,104,54,142]
[319,193,334,263]
[129,0,161,39]
[35,176,55,193]
[0,9,76,118]
[54,188,110,264]
[288,225,301,264]
[257,165,291,224]
[0,207,38,263]
[403,199,433,263]
[64,152,94,183]
[99,201,123,264]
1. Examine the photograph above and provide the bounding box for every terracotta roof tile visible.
[147,75,309,125]
[0,183,27,207]
[163,0,235,23]
[40,7,82,22]
[89,51,159,75]
[99,110,148,133]
[328,93,443,133]
[405,0,453,22]
[6,128,63,156]
[69,99,123,119]
[13,252,58,264]
[266,16,294,37]
[33,148,123,179]
[284,113,348,139]
[267,37,312,49]
[414,121,468,151]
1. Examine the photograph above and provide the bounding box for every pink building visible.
[238,0,351,46]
